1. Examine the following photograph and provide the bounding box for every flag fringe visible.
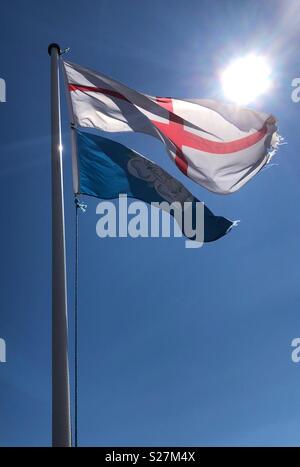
[226,219,240,234]
[267,132,284,163]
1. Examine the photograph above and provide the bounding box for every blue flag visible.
[76,130,234,243]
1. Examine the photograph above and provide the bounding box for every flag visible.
[63,60,278,195]
[76,130,234,243]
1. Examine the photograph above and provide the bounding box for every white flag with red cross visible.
[63,60,278,195]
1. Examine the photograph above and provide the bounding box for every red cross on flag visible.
[63,60,278,194]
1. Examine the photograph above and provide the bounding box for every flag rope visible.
[74,196,79,447]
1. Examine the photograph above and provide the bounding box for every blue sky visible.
[1,0,300,447]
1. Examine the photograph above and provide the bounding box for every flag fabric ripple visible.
[64,60,278,195]
[76,130,234,243]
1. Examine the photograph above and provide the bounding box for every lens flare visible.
[221,54,271,105]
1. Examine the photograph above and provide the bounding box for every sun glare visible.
[221,54,271,105]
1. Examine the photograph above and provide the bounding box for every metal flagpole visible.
[48,43,72,447]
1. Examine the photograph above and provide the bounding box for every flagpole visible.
[48,43,72,447]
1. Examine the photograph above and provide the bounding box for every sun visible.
[221,54,271,105]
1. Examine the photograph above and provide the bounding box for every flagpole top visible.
[48,43,61,56]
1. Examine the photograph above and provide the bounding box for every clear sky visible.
[1,0,300,447]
